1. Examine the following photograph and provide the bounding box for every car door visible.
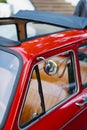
[61,43,87,130]
[18,47,87,130]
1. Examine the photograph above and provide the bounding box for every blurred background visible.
[0,0,79,17]
[0,0,80,42]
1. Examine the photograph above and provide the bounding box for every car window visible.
[0,50,20,126]
[19,51,77,128]
[78,44,87,87]
[26,22,67,38]
[0,24,17,41]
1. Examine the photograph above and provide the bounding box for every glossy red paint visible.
[2,29,87,130]
[10,29,87,59]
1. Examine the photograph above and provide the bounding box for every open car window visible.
[19,51,77,128]
[0,18,67,41]
[0,24,17,41]
[26,22,67,38]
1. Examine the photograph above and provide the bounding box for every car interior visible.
[19,52,76,127]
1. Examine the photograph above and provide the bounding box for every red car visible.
[0,10,87,130]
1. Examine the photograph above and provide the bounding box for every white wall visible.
[65,0,79,6]
[0,0,35,17]
[0,3,11,17]
[7,0,35,14]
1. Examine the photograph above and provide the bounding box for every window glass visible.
[0,50,19,125]
[26,22,67,38]
[20,51,76,128]
[0,24,17,41]
[78,44,87,86]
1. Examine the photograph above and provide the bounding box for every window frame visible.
[19,50,78,129]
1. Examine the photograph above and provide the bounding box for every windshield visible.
[0,49,20,126]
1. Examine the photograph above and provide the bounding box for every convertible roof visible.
[13,10,87,29]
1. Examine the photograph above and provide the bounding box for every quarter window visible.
[20,51,77,128]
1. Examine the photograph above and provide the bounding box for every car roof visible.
[0,10,87,48]
[13,10,87,29]
[14,29,87,60]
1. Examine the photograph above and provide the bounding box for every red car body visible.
[0,10,87,130]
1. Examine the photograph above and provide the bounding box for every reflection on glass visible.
[0,50,19,125]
